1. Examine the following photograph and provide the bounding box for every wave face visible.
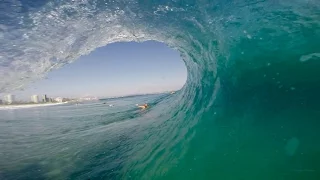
[1,0,320,179]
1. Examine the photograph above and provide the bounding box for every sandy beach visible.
[0,102,68,110]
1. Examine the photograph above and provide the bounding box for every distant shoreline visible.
[0,102,68,110]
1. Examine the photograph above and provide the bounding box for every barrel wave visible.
[1,0,320,179]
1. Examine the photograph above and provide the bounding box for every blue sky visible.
[10,41,187,100]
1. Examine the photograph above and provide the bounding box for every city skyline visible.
[1,41,187,101]
[0,93,77,105]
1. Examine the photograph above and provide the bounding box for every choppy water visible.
[0,94,173,179]
[1,0,320,179]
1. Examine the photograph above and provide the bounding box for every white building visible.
[31,95,39,103]
[4,94,15,104]
[55,97,63,103]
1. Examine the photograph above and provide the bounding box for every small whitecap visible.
[299,53,320,62]
[23,33,29,39]
[290,87,296,90]
[247,34,252,39]
[267,63,271,66]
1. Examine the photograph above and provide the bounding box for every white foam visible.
[299,53,320,62]
[0,102,67,110]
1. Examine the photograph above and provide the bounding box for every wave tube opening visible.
[5,40,188,99]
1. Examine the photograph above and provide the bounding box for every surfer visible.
[138,103,148,109]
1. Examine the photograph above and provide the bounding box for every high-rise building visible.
[42,95,48,103]
[4,94,15,104]
[31,95,39,103]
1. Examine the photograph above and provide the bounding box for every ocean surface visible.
[1,0,320,179]
[0,94,174,179]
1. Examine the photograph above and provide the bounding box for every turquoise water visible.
[0,94,173,179]
[1,0,320,179]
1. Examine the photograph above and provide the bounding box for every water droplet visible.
[285,137,300,156]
